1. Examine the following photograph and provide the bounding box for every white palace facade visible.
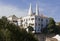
[7,4,49,33]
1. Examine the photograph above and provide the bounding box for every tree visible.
[27,26,34,33]
[42,17,57,34]
[49,18,55,25]
[55,22,60,34]
[0,16,38,41]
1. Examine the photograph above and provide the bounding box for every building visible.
[7,15,18,25]
[7,3,49,33]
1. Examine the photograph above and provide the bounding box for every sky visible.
[0,0,60,22]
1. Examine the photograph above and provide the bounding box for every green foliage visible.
[27,26,34,32]
[49,18,55,25]
[42,18,57,34]
[56,25,60,34]
[0,16,38,41]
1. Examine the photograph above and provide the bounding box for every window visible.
[41,19,43,21]
[38,27,40,31]
[30,24,34,26]
[29,23,34,26]
[35,23,37,26]
[24,19,25,21]
[41,24,43,27]
[38,24,40,26]
[21,20,23,22]
[26,19,27,21]
[25,22,27,24]
[31,18,34,20]
[46,19,48,22]
[38,18,40,21]
[13,20,17,22]
[46,19,48,24]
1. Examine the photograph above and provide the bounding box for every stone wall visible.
[35,34,58,41]
[35,34,46,41]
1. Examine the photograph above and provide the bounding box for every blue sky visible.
[0,0,60,22]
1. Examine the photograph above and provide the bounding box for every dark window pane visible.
[31,18,34,20]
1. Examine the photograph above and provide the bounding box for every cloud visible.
[0,4,28,17]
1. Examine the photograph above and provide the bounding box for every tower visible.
[36,3,39,15]
[28,3,33,16]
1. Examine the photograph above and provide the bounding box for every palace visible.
[7,3,49,33]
